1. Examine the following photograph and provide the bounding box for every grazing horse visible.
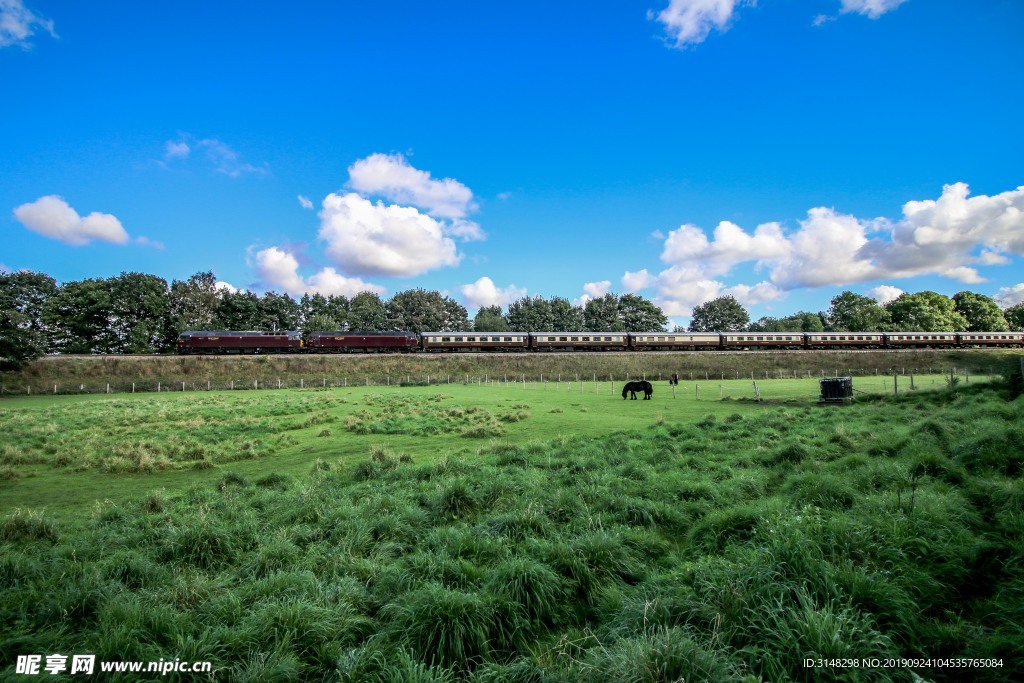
[622,380,654,400]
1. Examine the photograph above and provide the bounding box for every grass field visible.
[1,372,1022,681]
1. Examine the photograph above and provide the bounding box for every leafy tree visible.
[300,293,349,331]
[952,291,1008,331]
[108,272,170,353]
[473,305,510,332]
[0,270,58,368]
[689,296,749,332]
[214,290,262,330]
[43,278,116,354]
[550,296,584,332]
[507,296,554,332]
[167,272,220,342]
[886,291,968,332]
[751,311,825,332]
[825,291,890,331]
[583,293,623,332]
[302,313,341,335]
[257,292,300,331]
[349,291,388,330]
[617,294,668,332]
[386,289,454,332]
[442,297,471,332]
[1005,303,1024,332]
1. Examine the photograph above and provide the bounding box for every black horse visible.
[622,380,653,400]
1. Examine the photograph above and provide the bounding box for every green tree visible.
[1005,303,1024,332]
[689,296,749,332]
[442,297,471,332]
[825,291,890,331]
[167,272,220,342]
[108,272,170,353]
[617,294,668,332]
[302,313,341,335]
[550,296,584,332]
[473,305,510,332]
[507,296,554,332]
[300,293,349,331]
[886,291,968,332]
[386,289,453,332]
[583,293,623,332]
[349,291,388,330]
[952,291,1008,331]
[44,279,117,353]
[0,270,58,368]
[257,292,300,331]
[214,290,261,330]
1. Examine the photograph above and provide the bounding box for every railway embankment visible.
[2,349,1019,395]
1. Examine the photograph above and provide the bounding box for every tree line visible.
[0,270,668,367]
[687,291,1024,335]
[3,268,1022,368]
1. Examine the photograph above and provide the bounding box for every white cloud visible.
[214,281,238,294]
[583,281,611,298]
[0,263,10,273]
[994,284,1024,308]
[255,246,384,298]
[622,269,656,293]
[297,195,314,210]
[653,0,751,47]
[318,192,462,278]
[638,182,1024,318]
[867,285,904,304]
[13,195,129,245]
[458,276,526,311]
[0,0,55,48]
[840,0,908,19]
[163,135,268,177]
[347,153,477,220]
[134,235,164,250]
[165,140,190,159]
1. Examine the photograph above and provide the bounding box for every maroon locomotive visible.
[304,331,419,353]
[176,330,302,354]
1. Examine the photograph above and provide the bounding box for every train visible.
[176,329,1024,354]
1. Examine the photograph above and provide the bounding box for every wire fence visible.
[0,366,1001,398]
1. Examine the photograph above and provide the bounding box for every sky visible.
[2,0,1023,327]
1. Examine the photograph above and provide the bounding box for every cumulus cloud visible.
[458,276,526,311]
[583,281,611,298]
[318,192,463,278]
[214,281,238,294]
[348,153,477,221]
[867,285,904,304]
[0,0,55,48]
[639,182,1024,318]
[994,284,1024,308]
[622,269,656,293]
[840,0,908,19]
[297,195,313,210]
[255,246,384,298]
[13,195,130,245]
[652,0,752,47]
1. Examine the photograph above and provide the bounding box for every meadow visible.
[1,370,1022,681]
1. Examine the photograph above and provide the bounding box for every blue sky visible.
[2,0,1023,326]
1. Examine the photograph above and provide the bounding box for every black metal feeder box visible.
[819,377,853,403]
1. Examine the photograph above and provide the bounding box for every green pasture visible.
[0,372,996,522]
[1,373,1022,681]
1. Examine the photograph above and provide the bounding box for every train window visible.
[454,337,463,342]
[582,336,590,341]
[605,337,612,341]
[571,337,579,341]
[468,337,477,342]
[559,337,568,342]
[441,337,450,342]
[504,337,512,342]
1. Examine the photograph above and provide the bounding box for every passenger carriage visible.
[884,332,957,348]
[719,332,805,350]
[629,332,721,351]
[528,332,628,351]
[805,332,884,349]
[420,332,529,352]
[956,331,1024,348]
